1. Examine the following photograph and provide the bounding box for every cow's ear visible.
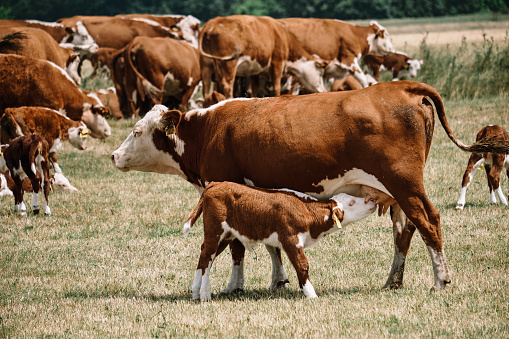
[65,27,74,35]
[92,106,111,118]
[160,110,182,135]
[376,29,386,39]
[315,60,328,69]
[332,207,344,227]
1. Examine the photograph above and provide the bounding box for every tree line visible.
[1,0,508,23]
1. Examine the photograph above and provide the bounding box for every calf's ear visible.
[332,207,344,225]
[160,110,182,135]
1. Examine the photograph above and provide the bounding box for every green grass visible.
[1,18,509,338]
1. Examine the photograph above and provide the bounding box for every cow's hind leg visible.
[266,245,290,289]
[11,176,26,216]
[399,193,451,290]
[384,204,416,289]
[221,239,245,295]
[487,156,508,206]
[41,161,51,215]
[194,239,222,302]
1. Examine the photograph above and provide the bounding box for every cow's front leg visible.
[265,245,289,289]
[383,204,416,289]
[221,239,245,295]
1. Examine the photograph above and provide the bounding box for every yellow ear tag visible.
[79,128,91,138]
[479,164,485,170]
[165,123,176,136]
[333,214,342,229]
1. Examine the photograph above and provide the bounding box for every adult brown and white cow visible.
[0,27,81,84]
[278,18,395,88]
[0,19,67,43]
[198,15,327,99]
[111,81,509,292]
[0,106,90,174]
[0,134,51,215]
[121,36,201,115]
[456,125,509,210]
[364,52,424,81]
[184,181,377,301]
[0,54,111,139]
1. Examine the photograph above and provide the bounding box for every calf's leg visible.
[456,153,484,210]
[222,239,246,295]
[282,240,317,298]
[487,156,508,206]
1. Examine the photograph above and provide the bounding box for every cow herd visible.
[1,13,508,300]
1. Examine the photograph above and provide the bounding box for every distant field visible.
[0,14,508,338]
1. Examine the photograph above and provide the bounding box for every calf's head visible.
[330,193,377,226]
[81,103,112,139]
[68,123,91,150]
[287,58,327,93]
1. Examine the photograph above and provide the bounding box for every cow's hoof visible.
[276,279,290,288]
[455,204,464,210]
[33,209,40,215]
[219,287,243,296]
[430,278,451,291]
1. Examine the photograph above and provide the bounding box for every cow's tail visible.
[182,195,204,237]
[408,82,509,154]
[198,29,240,61]
[126,43,163,104]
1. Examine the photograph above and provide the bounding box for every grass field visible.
[1,15,509,338]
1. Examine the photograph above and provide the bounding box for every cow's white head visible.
[50,171,78,193]
[62,21,96,47]
[175,15,201,48]
[111,105,185,176]
[68,122,91,150]
[367,21,395,56]
[81,103,111,139]
[287,58,328,93]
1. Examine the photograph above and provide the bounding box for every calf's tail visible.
[182,196,203,237]
[408,82,509,154]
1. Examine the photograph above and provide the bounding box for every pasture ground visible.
[1,15,509,338]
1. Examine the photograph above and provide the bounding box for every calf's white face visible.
[407,59,423,78]
[51,172,78,192]
[331,193,377,226]
[81,105,111,139]
[68,124,90,150]
[287,58,327,93]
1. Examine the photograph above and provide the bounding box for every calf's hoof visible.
[455,204,464,210]
[431,278,451,291]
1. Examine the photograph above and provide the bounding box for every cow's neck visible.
[352,25,376,57]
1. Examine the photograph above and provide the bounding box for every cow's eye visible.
[349,201,355,206]
[133,130,142,137]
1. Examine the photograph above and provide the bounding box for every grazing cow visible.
[58,16,179,50]
[456,125,509,210]
[0,27,81,84]
[1,167,78,195]
[0,54,111,139]
[0,106,90,173]
[183,181,377,301]
[0,135,51,215]
[364,52,424,81]
[199,15,327,99]
[278,18,395,87]
[121,36,201,115]
[112,81,509,292]
[0,19,67,43]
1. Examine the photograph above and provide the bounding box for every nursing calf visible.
[0,135,51,215]
[183,182,377,301]
[456,125,509,210]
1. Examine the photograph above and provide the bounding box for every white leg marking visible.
[31,192,39,212]
[200,265,213,302]
[221,258,245,294]
[266,245,289,290]
[489,190,498,204]
[302,280,318,298]
[456,158,483,209]
[191,269,202,300]
[495,186,508,206]
[427,247,450,290]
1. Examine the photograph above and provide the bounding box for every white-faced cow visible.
[112,81,509,293]
[456,125,509,210]
[364,52,423,81]
[0,54,111,139]
[278,18,395,88]
[0,135,51,215]
[0,27,81,84]
[183,181,377,301]
[198,15,327,99]
[122,36,201,115]
[0,106,90,174]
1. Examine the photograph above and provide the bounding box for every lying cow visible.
[183,181,377,301]
[0,135,51,215]
[456,125,509,210]
[112,81,509,292]
[0,54,111,139]
[364,52,423,81]
[0,106,90,174]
